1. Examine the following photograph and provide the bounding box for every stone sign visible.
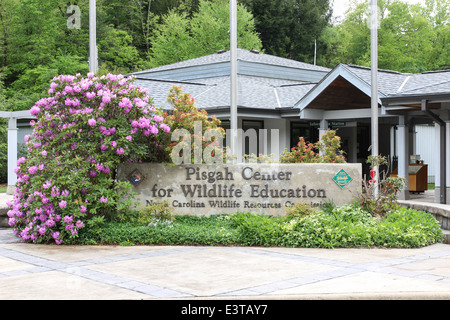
[118,163,362,215]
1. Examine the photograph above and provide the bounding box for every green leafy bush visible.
[137,201,174,227]
[156,85,227,163]
[78,214,238,246]
[229,212,286,246]
[357,155,406,217]
[285,202,319,219]
[7,73,170,244]
[76,205,443,248]
[373,207,443,247]
[281,130,346,163]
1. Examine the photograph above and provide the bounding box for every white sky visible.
[332,0,426,20]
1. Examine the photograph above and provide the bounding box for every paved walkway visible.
[1,191,450,300]
[1,228,450,300]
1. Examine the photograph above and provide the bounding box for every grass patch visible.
[74,205,444,248]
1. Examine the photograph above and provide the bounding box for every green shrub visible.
[76,206,443,249]
[279,208,376,248]
[137,201,174,226]
[281,130,346,163]
[372,207,444,247]
[357,155,407,217]
[8,73,170,245]
[229,212,285,246]
[285,202,318,219]
[327,204,376,225]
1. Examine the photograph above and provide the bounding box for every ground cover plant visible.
[75,202,444,248]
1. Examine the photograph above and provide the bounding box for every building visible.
[130,49,450,203]
[2,49,450,203]
[131,48,331,159]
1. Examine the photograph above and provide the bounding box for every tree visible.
[99,0,200,58]
[241,0,332,63]
[162,85,226,164]
[4,0,91,110]
[0,0,15,70]
[189,0,262,55]
[148,11,196,67]
[420,0,450,69]
[98,27,146,74]
[319,0,450,72]
[6,0,61,79]
[148,0,262,67]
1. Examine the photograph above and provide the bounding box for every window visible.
[290,122,319,148]
[242,120,264,156]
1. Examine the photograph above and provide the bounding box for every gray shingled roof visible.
[134,75,316,111]
[400,71,450,95]
[132,48,330,76]
[345,65,409,96]
[345,64,450,97]
[132,50,449,113]
[131,48,328,112]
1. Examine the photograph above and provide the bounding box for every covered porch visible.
[294,64,450,204]
[381,93,450,204]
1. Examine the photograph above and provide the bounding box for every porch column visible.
[434,120,450,204]
[349,125,357,163]
[447,120,450,203]
[318,119,328,156]
[409,124,416,156]
[319,119,328,138]
[445,102,450,204]
[397,116,409,200]
[431,100,449,204]
[7,117,18,195]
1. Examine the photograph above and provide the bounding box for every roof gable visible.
[294,64,385,111]
[295,64,450,111]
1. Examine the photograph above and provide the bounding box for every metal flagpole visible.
[314,39,317,66]
[89,0,98,74]
[370,0,379,198]
[230,0,238,161]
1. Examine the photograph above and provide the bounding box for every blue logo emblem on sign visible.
[333,169,352,189]
[128,169,145,186]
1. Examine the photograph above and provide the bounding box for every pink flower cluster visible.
[7,174,82,244]
[9,73,170,244]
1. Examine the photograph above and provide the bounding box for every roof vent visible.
[217,49,227,54]
[249,49,260,54]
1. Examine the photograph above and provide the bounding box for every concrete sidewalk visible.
[1,191,450,300]
[1,228,450,300]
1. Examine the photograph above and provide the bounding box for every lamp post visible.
[370,0,379,198]
[230,0,238,161]
[89,0,98,74]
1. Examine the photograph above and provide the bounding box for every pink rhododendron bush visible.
[7,73,170,244]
